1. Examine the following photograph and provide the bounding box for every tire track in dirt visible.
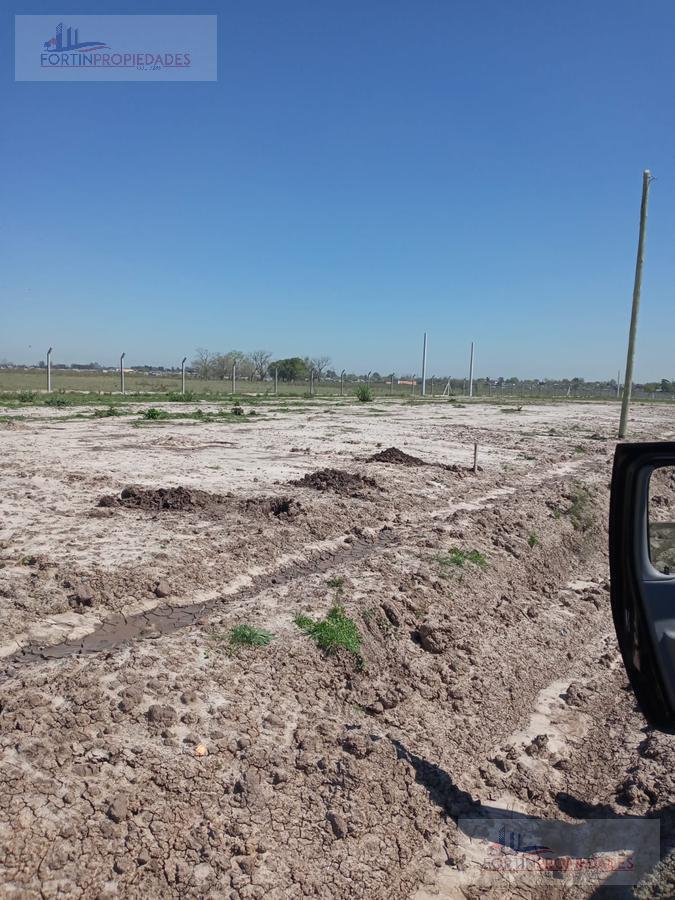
[0,455,600,681]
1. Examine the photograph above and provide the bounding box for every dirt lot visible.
[1,398,675,898]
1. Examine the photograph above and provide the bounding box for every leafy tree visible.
[270,357,309,382]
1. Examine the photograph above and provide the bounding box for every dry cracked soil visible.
[1,397,675,899]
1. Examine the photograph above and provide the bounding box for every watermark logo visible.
[16,15,217,81]
[458,817,659,887]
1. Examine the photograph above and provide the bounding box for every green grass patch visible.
[43,394,71,407]
[437,547,488,574]
[355,385,374,402]
[93,405,122,418]
[228,624,273,650]
[209,623,274,656]
[143,407,171,420]
[527,531,540,548]
[138,406,256,425]
[294,605,362,660]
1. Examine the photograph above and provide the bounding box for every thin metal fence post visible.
[421,332,427,396]
[47,347,52,393]
[120,352,125,395]
[181,357,187,395]
[468,342,474,398]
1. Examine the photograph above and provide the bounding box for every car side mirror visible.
[609,442,675,732]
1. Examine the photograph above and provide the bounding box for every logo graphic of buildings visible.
[496,825,553,857]
[43,23,108,52]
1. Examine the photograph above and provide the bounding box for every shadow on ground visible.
[392,738,673,898]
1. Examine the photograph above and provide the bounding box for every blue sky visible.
[2,1,674,379]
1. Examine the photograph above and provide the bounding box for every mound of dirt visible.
[98,485,222,511]
[366,447,427,466]
[366,447,472,475]
[242,496,303,519]
[290,468,380,496]
[98,486,302,522]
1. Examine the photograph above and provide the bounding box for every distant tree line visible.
[191,350,334,382]
[1,354,673,394]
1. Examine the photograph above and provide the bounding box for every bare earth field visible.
[1,399,675,899]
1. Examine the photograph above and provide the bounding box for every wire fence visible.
[1,367,673,403]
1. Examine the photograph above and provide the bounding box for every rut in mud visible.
[1,527,396,677]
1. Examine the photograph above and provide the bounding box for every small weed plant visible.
[437,547,488,574]
[566,483,595,532]
[93,405,121,418]
[327,575,345,596]
[44,394,71,407]
[355,385,374,403]
[211,624,274,656]
[295,605,362,661]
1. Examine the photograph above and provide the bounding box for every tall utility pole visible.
[47,347,53,393]
[619,170,652,438]
[468,341,475,398]
[181,357,187,395]
[421,332,428,397]
[120,352,126,394]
